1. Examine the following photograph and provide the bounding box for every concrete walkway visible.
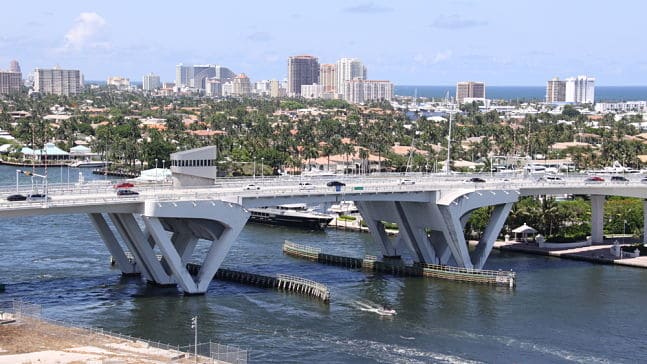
[493,240,647,268]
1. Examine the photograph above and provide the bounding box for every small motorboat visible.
[375,307,397,316]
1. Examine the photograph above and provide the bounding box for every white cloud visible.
[414,50,453,65]
[63,12,108,51]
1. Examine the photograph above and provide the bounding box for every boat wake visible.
[352,300,397,316]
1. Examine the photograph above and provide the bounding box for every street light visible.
[15,169,21,192]
[155,158,159,179]
[191,316,198,363]
[261,157,264,179]
[253,157,256,179]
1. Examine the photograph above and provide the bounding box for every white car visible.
[243,184,261,190]
[298,182,316,190]
[400,179,415,185]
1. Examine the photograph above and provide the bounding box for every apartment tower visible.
[456,81,485,104]
[287,55,319,96]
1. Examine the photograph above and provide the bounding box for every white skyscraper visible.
[565,75,595,104]
[143,73,161,91]
[336,58,366,96]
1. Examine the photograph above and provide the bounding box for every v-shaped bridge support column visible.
[436,189,518,269]
[470,202,513,269]
[109,213,174,285]
[88,213,138,275]
[437,204,474,269]
[143,200,250,295]
[355,201,401,257]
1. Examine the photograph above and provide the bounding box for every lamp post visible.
[155,158,159,179]
[16,169,21,192]
[162,160,166,181]
[253,157,256,179]
[261,157,264,179]
[190,316,198,363]
[623,219,627,244]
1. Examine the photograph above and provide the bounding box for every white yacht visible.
[328,201,358,215]
[70,160,111,168]
[248,204,334,230]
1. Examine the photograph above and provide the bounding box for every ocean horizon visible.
[395,85,647,102]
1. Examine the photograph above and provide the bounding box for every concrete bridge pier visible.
[89,201,249,294]
[591,195,605,244]
[436,190,518,269]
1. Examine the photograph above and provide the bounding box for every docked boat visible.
[328,201,358,215]
[248,204,334,230]
[70,160,112,168]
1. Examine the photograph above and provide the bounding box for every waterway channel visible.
[0,166,645,363]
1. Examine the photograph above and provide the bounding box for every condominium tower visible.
[143,73,161,91]
[287,55,319,96]
[0,61,22,94]
[565,75,595,104]
[456,81,485,104]
[546,77,566,103]
[336,58,366,93]
[320,64,337,93]
[175,64,235,89]
[33,67,82,95]
[343,79,393,104]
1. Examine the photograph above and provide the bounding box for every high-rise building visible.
[0,61,22,94]
[301,84,325,99]
[107,76,130,89]
[546,77,566,103]
[205,78,222,97]
[565,75,595,104]
[142,73,161,91]
[342,79,393,104]
[175,64,194,88]
[456,81,485,104]
[287,55,319,96]
[231,73,251,97]
[320,64,337,93]
[9,60,21,74]
[33,67,82,95]
[336,58,366,94]
[175,64,235,89]
[269,79,282,98]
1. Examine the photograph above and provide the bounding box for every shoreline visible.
[491,240,647,269]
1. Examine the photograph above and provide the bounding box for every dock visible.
[283,240,516,287]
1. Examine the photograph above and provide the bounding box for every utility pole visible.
[191,316,198,363]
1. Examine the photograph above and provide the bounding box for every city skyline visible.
[0,0,645,85]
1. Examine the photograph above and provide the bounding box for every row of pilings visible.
[186,263,330,302]
[282,240,516,287]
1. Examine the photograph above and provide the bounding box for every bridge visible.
[1,173,645,294]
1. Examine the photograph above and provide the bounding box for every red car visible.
[584,176,605,183]
[114,182,135,189]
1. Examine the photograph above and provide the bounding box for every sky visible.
[1,0,645,86]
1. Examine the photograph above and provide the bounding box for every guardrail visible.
[276,274,330,302]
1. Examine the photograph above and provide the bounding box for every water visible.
[395,85,647,102]
[0,166,645,363]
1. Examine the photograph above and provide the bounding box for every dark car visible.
[465,177,486,183]
[6,194,27,201]
[326,181,346,187]
[610,175,629,182]
[117,189,139,196]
